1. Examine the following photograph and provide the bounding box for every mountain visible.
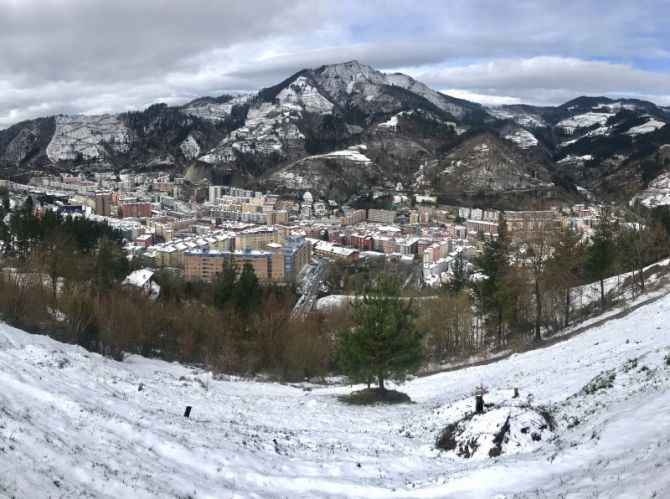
[1,61,668,206]
[488,97,670,202]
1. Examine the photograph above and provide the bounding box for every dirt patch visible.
[338,388,412,405]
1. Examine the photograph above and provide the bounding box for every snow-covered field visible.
[503,129,538,149]
[2,292,670,497]
[633,172,670,208]
[626,119,666,136]
[556,112,613,134]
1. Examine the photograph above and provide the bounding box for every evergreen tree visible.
[336,278,424,394]
[236,262,260,315]
[92,236,129,302]
[213,258,238,309]
[476,215,512,343]
[587,208,618,309]
[322,229,330,242]
[447,251,470,294]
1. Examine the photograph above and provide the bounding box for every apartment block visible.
[184,235,309,282]
[367,209,396,224]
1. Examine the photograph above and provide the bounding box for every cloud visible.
[420,57,670,106]
[1,0,669,127]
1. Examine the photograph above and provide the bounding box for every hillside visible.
[1,60,668,206]
[489,97,670,201]
[1,292,670,497]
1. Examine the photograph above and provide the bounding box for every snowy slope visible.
[2,294,670,497]
[46,115,130,162]
[503,129,538,149]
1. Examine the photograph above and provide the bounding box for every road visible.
[291,257,327,317]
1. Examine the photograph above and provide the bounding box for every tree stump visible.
[184,406,192,418]
[475,395,484,413]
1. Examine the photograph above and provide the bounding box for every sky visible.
[1,0,669,128]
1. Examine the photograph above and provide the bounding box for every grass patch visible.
[338,388,412,405]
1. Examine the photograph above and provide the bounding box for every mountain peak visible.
[313,60,385,82]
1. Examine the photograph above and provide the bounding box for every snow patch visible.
[557,112,613,134]
[179,134,200,160]
[46,115,130,162]
[504,129,538,149]
[627,119,666,136]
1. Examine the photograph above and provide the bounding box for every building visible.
[235,228,284,251]
[466,219,499,238]
[183,235,309,282]
[135,234,154,248]
[505,211,556,233]
[95,192,113,217]
[313,241,359,262]
[119,201,152,219]
[367,209,396,224]
[340,209,367,226]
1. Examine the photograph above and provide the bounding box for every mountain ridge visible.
[1,60,668,206]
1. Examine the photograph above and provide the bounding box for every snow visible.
[626,119,667,136]
[181,95,250,123]
[633,172,670,207]
[2,289,670,496]
[179,134,200,160]
[386,73,469,119]
[314,149,372,163]
[46,115,130,162]
[200,101,305,165]
[122,269,160,298]
[503,129,538,149]
[276,76,334,115]
[557,154,593,165]
[122,268,154,288]
[487,107,547,128]
[315,294,352,310]
[377,115,399,130]
[556,112,613,134]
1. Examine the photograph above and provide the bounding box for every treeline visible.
[417,207,670,367]
[2,193,669,380]
[0,198,334,381]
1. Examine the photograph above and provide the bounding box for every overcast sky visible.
[1,0,669,128]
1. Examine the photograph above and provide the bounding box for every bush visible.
[338,388,412,405]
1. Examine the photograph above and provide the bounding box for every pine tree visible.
[476,215,512,343]
[336,278,424,394]
[447,251,470,294]
[214,258,239,308]
[588,208,618,309]
[236,262,260,315]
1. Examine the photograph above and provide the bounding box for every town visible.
[1,171,607,310]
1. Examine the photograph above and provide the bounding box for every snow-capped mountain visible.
[1,61,668,206]
[487,96,670,201]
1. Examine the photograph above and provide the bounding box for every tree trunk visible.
[377,376,385,394]
[564,287,571,328]
[535,279,542,341]
[497,305,503,346]
[475,395,484,413]
[600,278,606,310]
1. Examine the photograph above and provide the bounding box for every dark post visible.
[513,388,519,398]
[184,406,192,418]
[475,395,484,413]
